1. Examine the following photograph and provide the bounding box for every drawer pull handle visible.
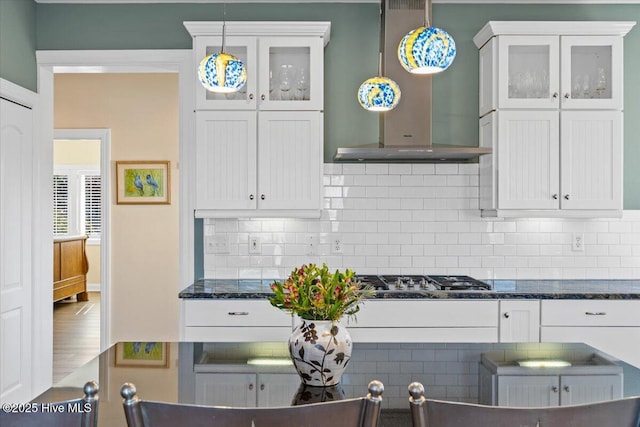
[552,386,559,393]
[503,312,510,318]
[249,383,254,390]
[260,384,265,391]
[585,312,606,316]
[564,386,570,392]
[228,311,250,316]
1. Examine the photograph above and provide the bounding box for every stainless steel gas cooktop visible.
[354,275,492,291]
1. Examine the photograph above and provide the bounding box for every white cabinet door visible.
[258,37,324,111]
[497,375,559,407]
[256,373,301,407]
[195,111,257,210]
[193,35,258,111]
[497,110,559,210]
[499,300,540,343]
[196,373,257,407]
[560,110,622,210]
[497,35,560,110]
[560,36,623,110]
[560,375,622,406]
[257,111,321,211]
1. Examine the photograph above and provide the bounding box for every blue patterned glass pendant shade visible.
[357,76,401,112]
[198,52,247,93]
[398,26,456,74]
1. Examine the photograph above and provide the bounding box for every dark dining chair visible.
[408,381,640,427]
[0,380,99,427]
[121,380,384,427]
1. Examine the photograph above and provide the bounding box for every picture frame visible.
[116,161,170,204]
[114,342,170,368]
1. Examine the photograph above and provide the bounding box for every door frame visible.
[53,128,111,351]
[35,49,195,396]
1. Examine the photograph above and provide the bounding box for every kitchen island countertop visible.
[179,279,640,300]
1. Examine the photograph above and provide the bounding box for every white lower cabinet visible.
[496,374,621,407]
[183,300,294,342]
[345,300,499,343]
[195,372,300,407]
[498,300,540,343]
[540,300,640,368]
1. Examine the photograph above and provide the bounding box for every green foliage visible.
[269,263,375,321]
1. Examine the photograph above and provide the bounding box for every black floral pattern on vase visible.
[288,320,352,386]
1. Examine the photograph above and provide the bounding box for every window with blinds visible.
[53,175,69,235]
[53,169,101,242]
[83,175,101,238]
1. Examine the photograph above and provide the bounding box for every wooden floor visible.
[53,292,101,384]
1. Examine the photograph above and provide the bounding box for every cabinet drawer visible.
[184,300,292,327]
[347,300,499,328]
[541,300,640,326]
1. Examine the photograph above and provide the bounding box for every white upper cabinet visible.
[475,21,634,218]
[186,22,330,218]
[186,22,328,111]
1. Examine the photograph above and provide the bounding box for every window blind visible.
[83,175,102,238]
[53,175,69,235]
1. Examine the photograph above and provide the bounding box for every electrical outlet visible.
[205,235,230,254]
[249,236,261,254]
[331,235,343,254]
[305,234,317,255]
[572,233,585,252]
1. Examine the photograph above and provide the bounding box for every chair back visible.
[0,381,99,427]
[408,382,640,427]
[121,380,383,427]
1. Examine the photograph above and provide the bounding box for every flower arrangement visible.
[269,263,375,321]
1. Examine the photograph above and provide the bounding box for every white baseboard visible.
[87,283,100,292]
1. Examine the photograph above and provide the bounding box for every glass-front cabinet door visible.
[560,36,622,110]
[258,37,323,111]
[194,36,258,110]
[498,35,560,109]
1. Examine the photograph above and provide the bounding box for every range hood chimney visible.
[334,0,491,162]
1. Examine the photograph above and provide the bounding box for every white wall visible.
[204,163,640,281]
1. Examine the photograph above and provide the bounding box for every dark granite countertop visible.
[179,279,640,300]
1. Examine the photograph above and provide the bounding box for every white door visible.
[257,111,321,210]
[497,110,560,210]
[560,375,622,406]
[0,98,33,403]
[256,373,301,407]
[195,111,257,210]
[560,110,622,210]
[499,300,540,343]
[195,373,257,407]
[498,375,559,407]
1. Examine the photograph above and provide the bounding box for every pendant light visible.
[397,0,456,74]
[357,53,401,112]
[197,3,247,93]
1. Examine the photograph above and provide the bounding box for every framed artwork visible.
[116,161,170,204]
[114,342,170,368]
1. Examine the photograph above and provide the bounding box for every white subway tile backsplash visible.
[202,165,640,280]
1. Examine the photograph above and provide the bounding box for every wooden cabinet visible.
[53,235,88,302]
[540,300,640,369]
[195,372,300,408]
[185,22,329,218]
[183,299,294,342]
[498,300,540,343]
[344,300,499,343]
[474,21,634,218]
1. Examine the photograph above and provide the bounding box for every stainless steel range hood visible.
[334,0,491,162]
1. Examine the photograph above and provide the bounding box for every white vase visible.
[288,320,352,386]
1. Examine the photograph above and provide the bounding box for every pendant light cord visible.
[424,0,431,28]
[221,1,227,53]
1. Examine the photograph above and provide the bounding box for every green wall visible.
[2,2,638,208]
[0,0,37,91]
